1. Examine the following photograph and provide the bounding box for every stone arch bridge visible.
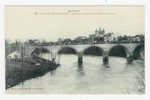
[25,43,144,63]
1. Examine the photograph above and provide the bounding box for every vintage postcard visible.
[5,5,144,94]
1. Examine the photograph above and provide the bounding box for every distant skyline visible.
[5,6,144,42]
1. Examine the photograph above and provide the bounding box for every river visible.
[7,54,145,94]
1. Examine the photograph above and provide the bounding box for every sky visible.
[5,6,144,42]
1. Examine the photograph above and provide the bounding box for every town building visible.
[89,28,105,43]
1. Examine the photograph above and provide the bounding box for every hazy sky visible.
[5,6,144,42]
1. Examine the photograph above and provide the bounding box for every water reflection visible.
[7,54,144,94]
[77,65,85,77]
[50,70,56,76]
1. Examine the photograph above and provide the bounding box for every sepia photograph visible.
[5,5,144,94]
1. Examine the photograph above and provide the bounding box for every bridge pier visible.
[126,53,134,64]
[103,51,109,66]
[78,52,83,66]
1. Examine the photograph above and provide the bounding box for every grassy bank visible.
[6,57,59,89]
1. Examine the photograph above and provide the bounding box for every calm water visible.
[7,54,145,94]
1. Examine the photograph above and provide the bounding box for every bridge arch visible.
[31,47,50,56]
[133,44,144,59]
[108,45,128,57]
[58,46,77,54]
[83,46,104,56]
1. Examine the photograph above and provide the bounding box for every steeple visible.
[99,27,101,32]
[102,28,105,34]
[95,28,98,34]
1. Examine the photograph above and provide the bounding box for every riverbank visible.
[6,57,59,89]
